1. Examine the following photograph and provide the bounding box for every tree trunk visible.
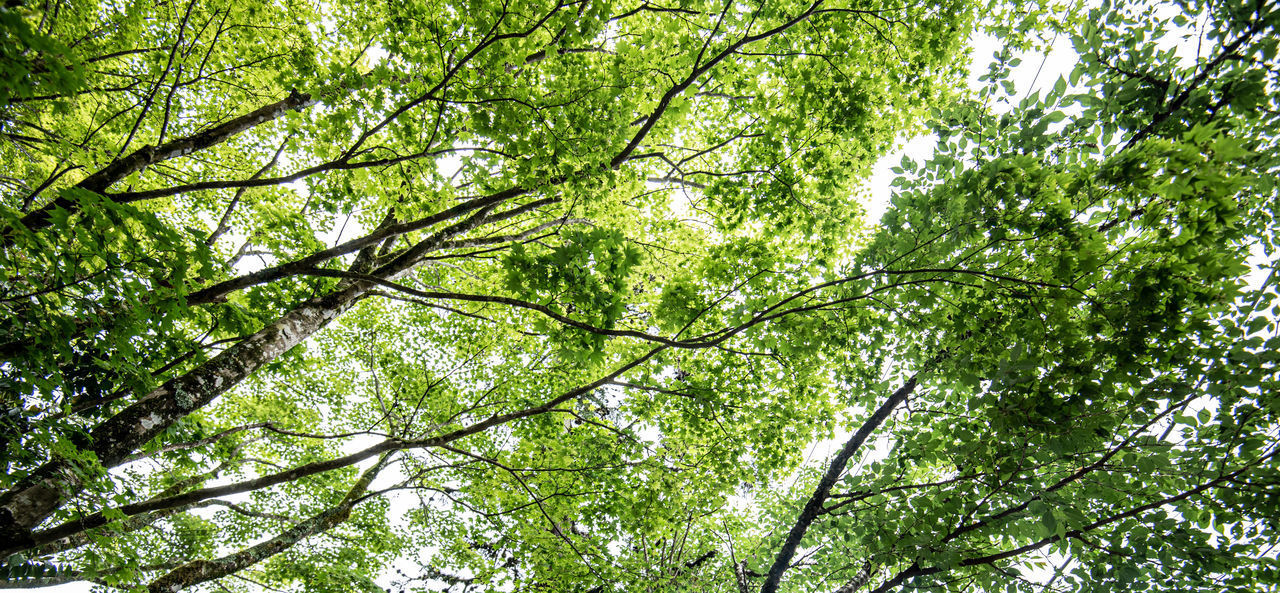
[145,454,388,593]
[0,200,511,552]
[0,283,363,551]
[759,376,919,593]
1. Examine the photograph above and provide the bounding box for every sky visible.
[862,29,1080,225]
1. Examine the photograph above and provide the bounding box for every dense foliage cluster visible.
[0,0,1277,591]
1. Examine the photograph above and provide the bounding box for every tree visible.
[0,0,1277,592]
[1,0,977,587]
[745,1,1280,591]
[501,0,1280,581]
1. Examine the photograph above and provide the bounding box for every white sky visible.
[862,30,1080,224]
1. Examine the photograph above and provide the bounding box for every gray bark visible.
[145,455,388,593]
[0,284,362,551]
[0,201,525,554]
[17,345,665,555]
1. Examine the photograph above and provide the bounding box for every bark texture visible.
[146,455,387,592]
[0,283,361,551]
[0,199,520,554]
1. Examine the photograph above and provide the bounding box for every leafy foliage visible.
[0,0,1278,592]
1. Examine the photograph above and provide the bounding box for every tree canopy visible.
[0,0,1278,591]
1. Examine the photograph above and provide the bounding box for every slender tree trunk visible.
[0,283,363,550]
[14,90,314,232]
[145,454,389,593]
[16,345,666,556]
[759,376,919,593]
